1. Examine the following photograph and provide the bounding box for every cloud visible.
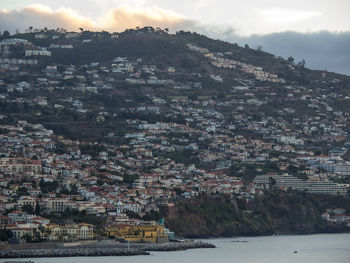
[0,4,187,33]
[100,5,186,32]
[0,4,213,39]
[0,4,96,32]
[0,4,349,75]
[221,31,350,76]
[192,27,350,75]
[257,7,322,24]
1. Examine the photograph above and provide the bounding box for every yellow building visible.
[105,223,169,243]
[9,227,33,240]
[46,198,69,213]
[18,197,37,208]
[47,223,94,241]
[0,158,42,174]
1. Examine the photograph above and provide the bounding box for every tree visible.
[2,30,10,37]
[39,179,59,194]
[17,187,28,196]
[0,229,13,242]
[35,200,41,216]
[126,210,141,219]
[33,230,42,241]
[269,177,277,189]
[22,232,32,243]
[70,184,78,195]
[298,59,306,68]
[287,56,295,64]
[31,181,36,188]
[22,204,34,214]
[97,178,104,186]
[142,210,161,221]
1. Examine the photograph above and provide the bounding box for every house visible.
[333,208,346,214]
[45,198,70,213]
[330,214,350,223]
[321,212,330,221]
[27,216,50,225]
[7,211,33,223]
[0,215,11,225]
[18,197,37,209]
[9,227,32,240]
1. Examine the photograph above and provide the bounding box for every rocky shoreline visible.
[144,241,216,251]
[0,248,149,258]
[0,241,215,258]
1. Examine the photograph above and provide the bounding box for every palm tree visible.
[269,177,276,190]
[21,232,32,243]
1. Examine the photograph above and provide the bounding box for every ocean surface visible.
[1,233,350,263]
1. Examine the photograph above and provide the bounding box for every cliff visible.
[166,191,350,238]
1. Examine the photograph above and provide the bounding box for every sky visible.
[0,0,349,75]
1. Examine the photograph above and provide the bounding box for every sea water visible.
[1,233,349,263]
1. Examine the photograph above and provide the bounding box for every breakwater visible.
[144,241,216,251]
[0,241,215,258]
[0,248,149,258]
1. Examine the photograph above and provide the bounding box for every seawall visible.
[0,248,149,258]
[0,241,215,258]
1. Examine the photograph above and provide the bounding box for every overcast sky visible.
[1,0,349,74]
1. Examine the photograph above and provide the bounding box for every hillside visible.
[1,27,350,239]
[1,28,350,143]
[166,192,350,238]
